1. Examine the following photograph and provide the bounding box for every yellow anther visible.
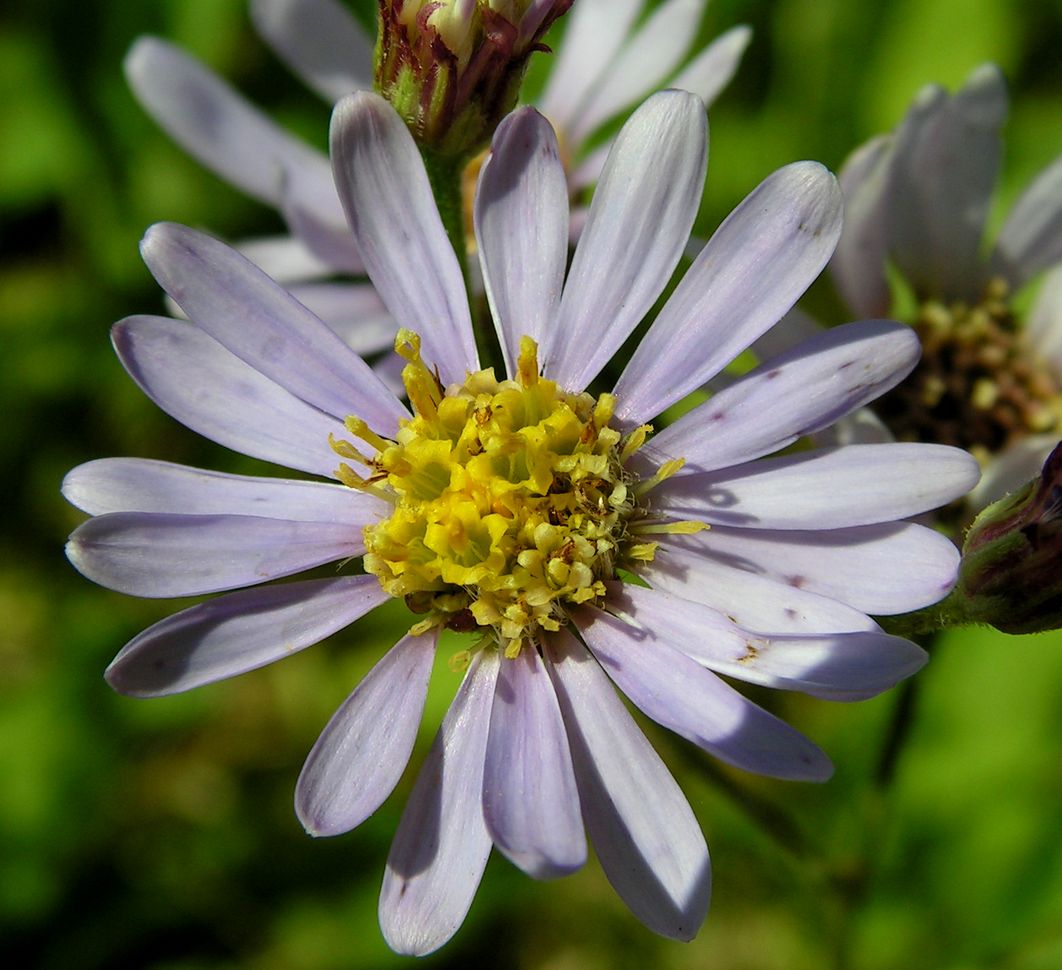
[634,458,685,496]
[344,416,391,453]
[620,425,652,462]
[631,519,709,536]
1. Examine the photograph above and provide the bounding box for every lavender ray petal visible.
[62,457,385,523]
[888,65,1006,301]
[281,283,396,356]
[235,234,335,285]
[990,156,1062,289]
[141,224,405,435]
[830,134,895,317]
[608,584,927,701]
[483,646,586,879]
[545,91,707,391]
[104,576,387,696]
[330,93,478,384]
[645,320,920,473]
[1028,264,1062,374]
[379,651,499,957]
[534,0,644,134]
[566,0,711,145]
[544,629,710,941]
[653,444,981,529]
[125,37,337,217]
[575,606,832,780]
[113,316,345,478]
[67,511,363,598]
[297,630,437,836]
[475,108,569,375]
[663,520,959,615]
[641,543,879,635]
[250,0,373,102]
[669,24,752,109]
[614,162,842,424]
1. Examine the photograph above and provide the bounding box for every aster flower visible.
[124,0,750,330]
[64,91,978,953]
[826,64,1062,511]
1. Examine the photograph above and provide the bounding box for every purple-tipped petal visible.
[297,631,437,837]
[545,91,707,392]
[544,629,710,941]
[483,647,585,879]
[140,224,405,435]
[475,108,569,375]
[642,543,879,635]
[105,576,387,696]
[644,320,921,473]
[831,134,895,317]
[535,0,644,133]
[112,315,344,478]
[608,585,927,701]
[888,65,1007,301]
[990,156,1062,289]
[614,162,843,424]
[379,651,499,956]
[566,0,710,145]
[670,24,752,109]
[575,606,832,780]
[67,511,362,598]
[250,0,372,102]
[125,37,338,220]
[330,93,478,384]
[653,444,981,529]
[62,458,384,523]
[666,520,960,615]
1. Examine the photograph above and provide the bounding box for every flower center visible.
[875,278,1062,465]
[332,330,700,657]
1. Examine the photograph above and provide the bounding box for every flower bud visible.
[956,441,1062,634]
[376,0,573,157]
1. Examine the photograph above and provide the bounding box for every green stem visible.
[420,147,502,373]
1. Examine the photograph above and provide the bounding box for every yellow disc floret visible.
[332,330,702,656]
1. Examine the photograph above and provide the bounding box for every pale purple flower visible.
[827,64,1062,509]
[125,0,750,338]
[64,91,977,954]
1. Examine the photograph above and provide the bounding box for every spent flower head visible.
[64,91,979,953]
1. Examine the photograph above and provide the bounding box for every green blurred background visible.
[3,0,1062,967]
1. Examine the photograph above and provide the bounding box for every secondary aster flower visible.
[828,64,1062,511]
[124,0,750,327]
[64,91,978,954]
